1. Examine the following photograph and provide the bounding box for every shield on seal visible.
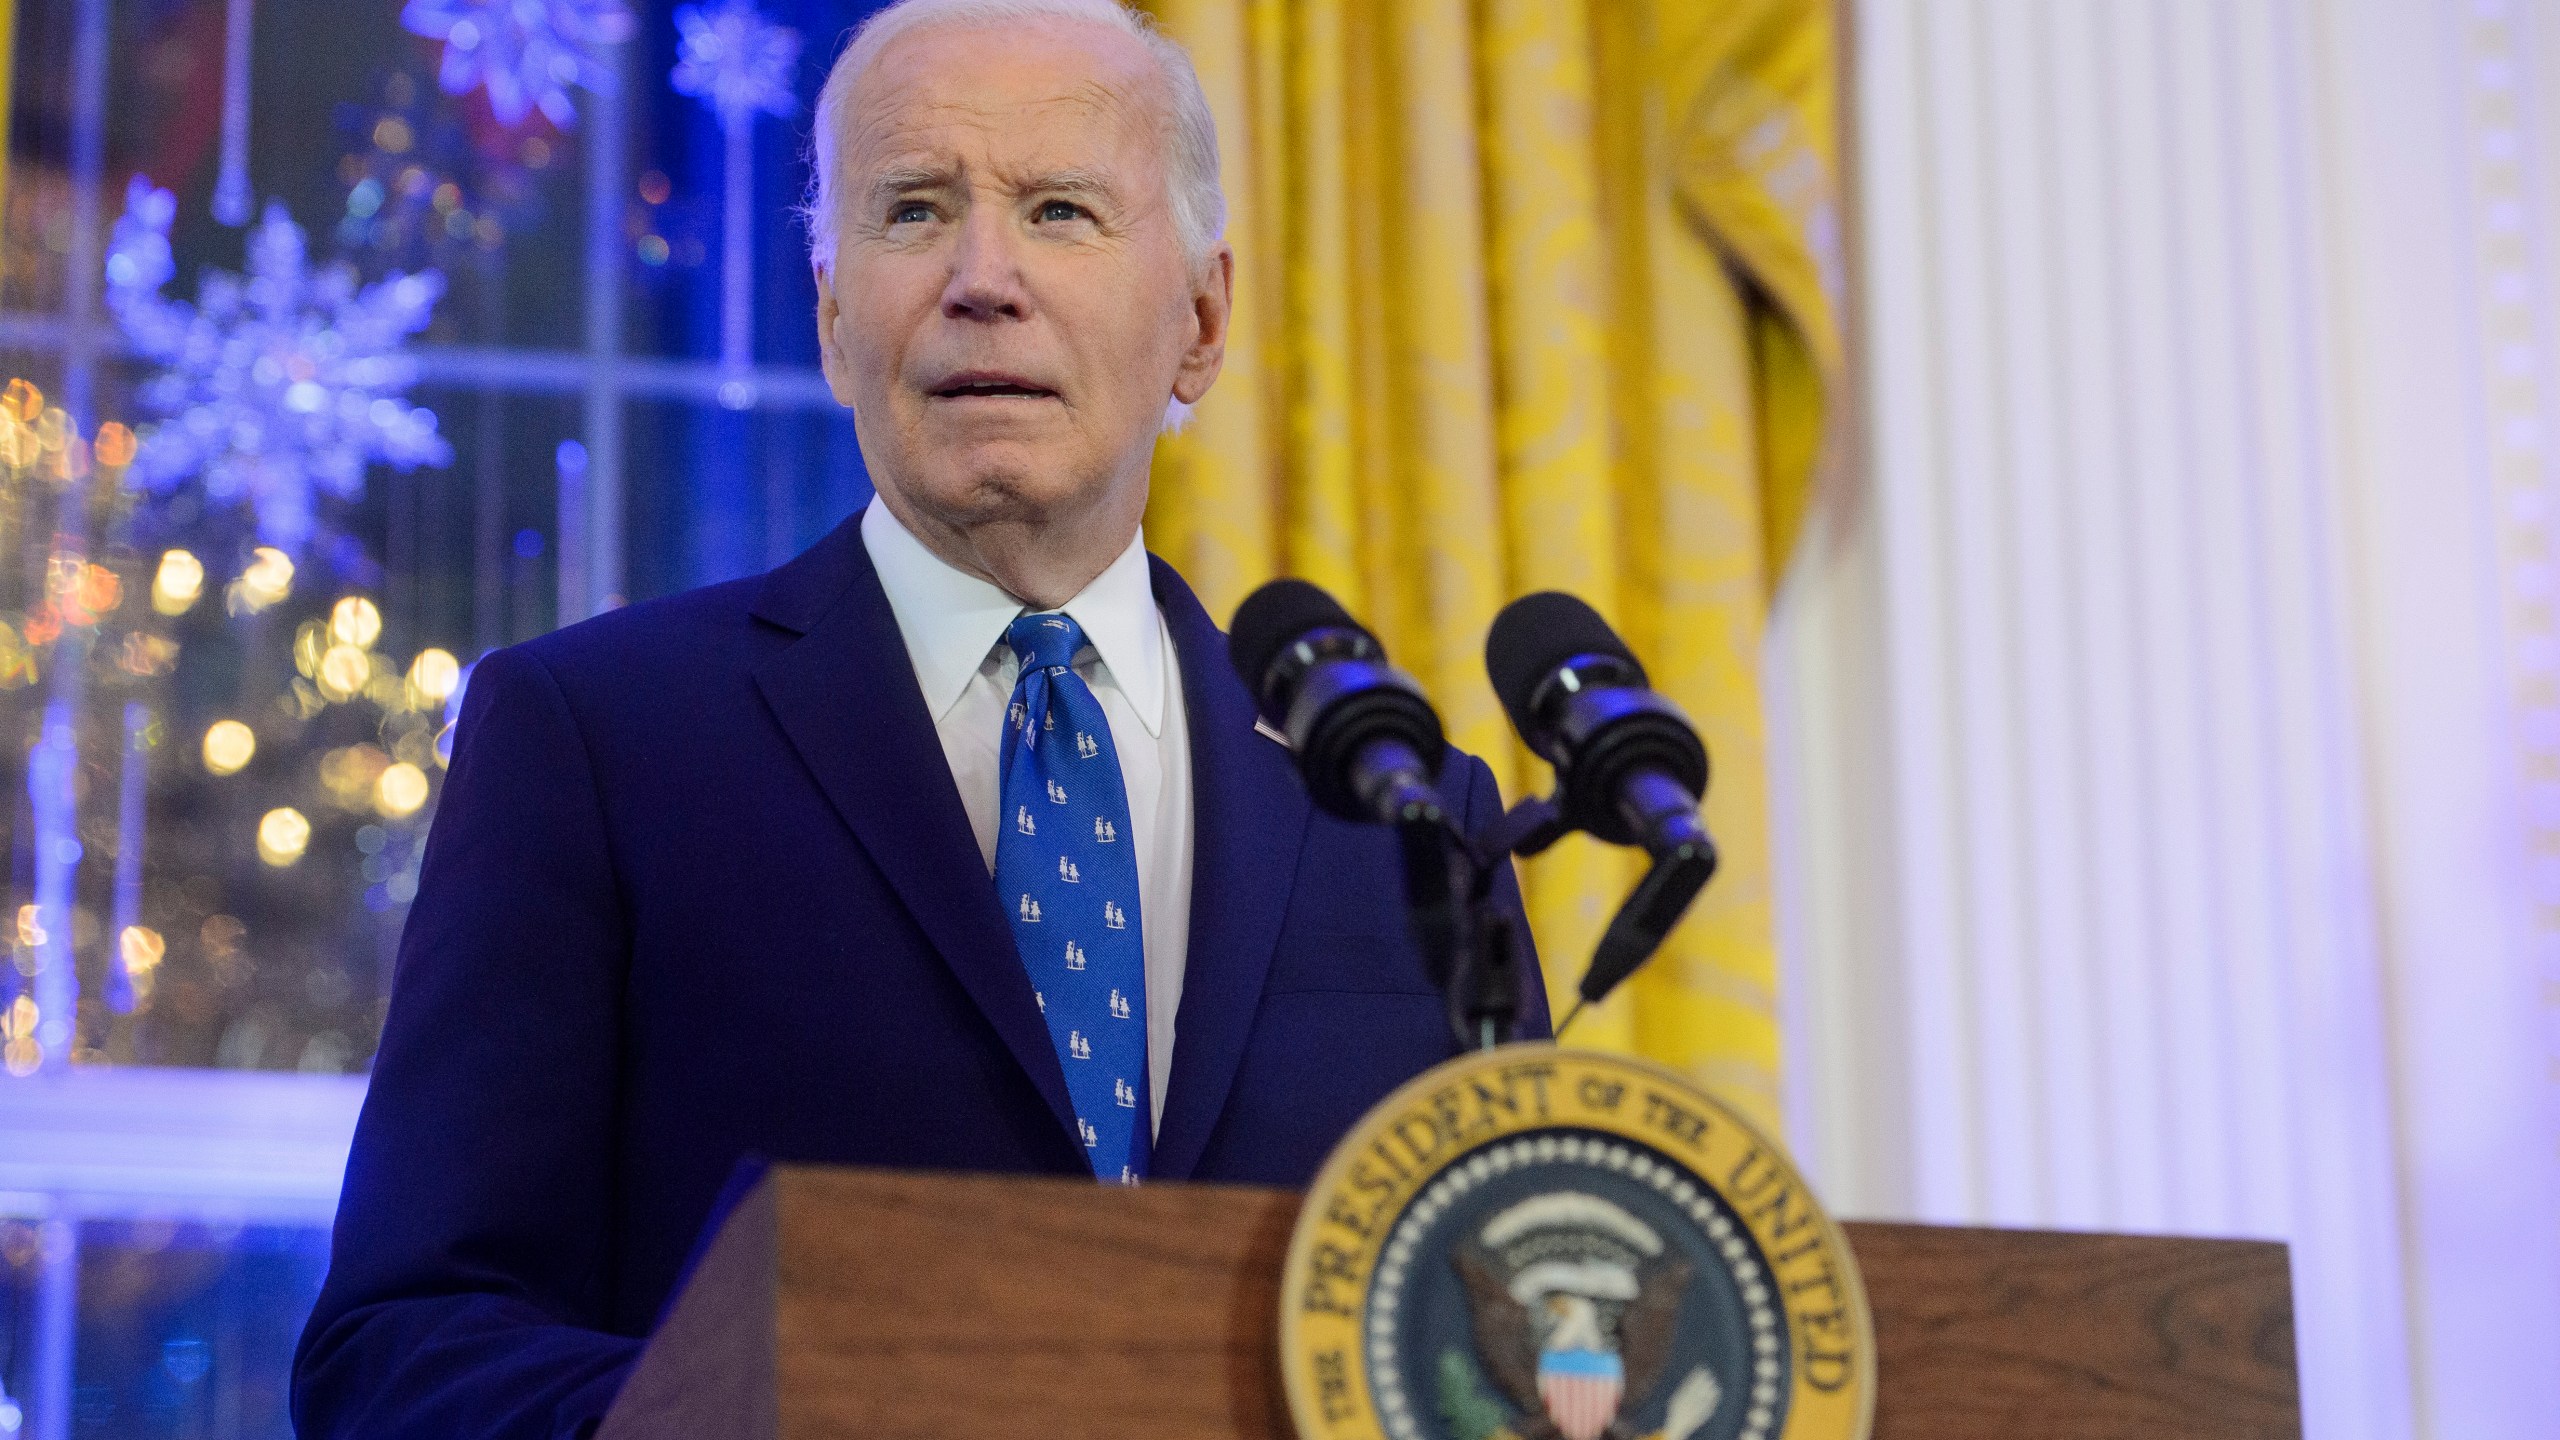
[1537,1345,1626,1440]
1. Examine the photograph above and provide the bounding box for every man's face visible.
[814,19,1228,544]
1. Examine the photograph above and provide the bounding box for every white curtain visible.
[1776,1,2560,1436]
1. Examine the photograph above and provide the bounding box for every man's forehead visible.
[844,20,1164,172]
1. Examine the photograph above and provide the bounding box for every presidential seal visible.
[1280,1046,1873,1440]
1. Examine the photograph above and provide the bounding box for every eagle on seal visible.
[1452,1191,1702,1440]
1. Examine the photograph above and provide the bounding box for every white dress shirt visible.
[860,499,1193,1131]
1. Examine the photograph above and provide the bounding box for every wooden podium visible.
[595,1165,2299,1440]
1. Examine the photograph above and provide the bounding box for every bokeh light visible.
[3,996,38,1077]
[319,745,391,810]
[1,378,41,421]
[293,620,328,679]
[256,807,311,867]
[409,647,460,702]
[94,420,137,469]
[374,762,430,818]
[330,595,383,649]
[317,644,371,702]
[118,925,165,974]
[152,548,204,614]
[202,719,257,776]
[78,563,121,616]
[229,547,295,614]
[118,924,165,1005]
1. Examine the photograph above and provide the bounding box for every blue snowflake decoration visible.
[672,0,801,124]
[402,0,636,130]
[106,176,451,553]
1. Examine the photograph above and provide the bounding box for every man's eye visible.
[1036,200,1088,223]
[890,202,933,224]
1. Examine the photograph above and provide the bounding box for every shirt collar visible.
[860,497,1167,737]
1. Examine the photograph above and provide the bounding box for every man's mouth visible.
[929,372,1058,401]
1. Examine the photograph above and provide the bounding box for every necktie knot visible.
[1007,612,1087,674]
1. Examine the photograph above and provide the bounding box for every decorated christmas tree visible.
[1,181,463,1076]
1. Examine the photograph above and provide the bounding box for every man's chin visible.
[903,453,1098,524]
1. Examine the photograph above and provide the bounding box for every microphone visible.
[1485,592,1718,1024]
[1229,579,1449,828]
[1484,592,1710,860]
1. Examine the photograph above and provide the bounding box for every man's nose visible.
[940,205,1029,322]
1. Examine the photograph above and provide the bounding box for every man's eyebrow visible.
[868,165,955,198]
[862,164,1121,205]
[1012,168,1118,199]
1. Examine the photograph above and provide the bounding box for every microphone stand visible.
[1463,793,1718,1044]
[1394,816,1522,1053]
[1393,782,1716,1053]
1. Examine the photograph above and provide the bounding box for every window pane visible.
[1,2,882,1077]
[70,1219,330,1440]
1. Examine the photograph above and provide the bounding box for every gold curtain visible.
[1140,0,1838,1133]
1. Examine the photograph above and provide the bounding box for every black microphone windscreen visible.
[1484,591,1644,741]
[1229,578,1358,696]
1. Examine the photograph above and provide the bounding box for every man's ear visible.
[1171,244,1234,406]
[814,263,859,408]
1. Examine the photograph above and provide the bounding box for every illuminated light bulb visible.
[202,719,257,776]
[330,595,383,649]
[257,807,312,867]
[318,644,371,702]
[409,647,461,702]
[153,549,205,615]
[14,903,44,948]
[118,925,165,974]
[375,762,430,818]
[7,995,36,1039]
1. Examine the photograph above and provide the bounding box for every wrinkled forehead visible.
[839,19,1170,190]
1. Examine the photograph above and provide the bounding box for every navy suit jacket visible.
[291,517,1546,1439]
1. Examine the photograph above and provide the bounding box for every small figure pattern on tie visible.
[995,613,1150,1184]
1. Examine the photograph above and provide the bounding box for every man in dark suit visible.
[291,2,1544,1436]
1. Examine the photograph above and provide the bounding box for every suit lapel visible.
[1146,559,1308,1179]
[747,523,1081,1150]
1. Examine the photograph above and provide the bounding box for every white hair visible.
[800,0,1226,271]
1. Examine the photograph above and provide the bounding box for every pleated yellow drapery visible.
[1141,0,1838,1132]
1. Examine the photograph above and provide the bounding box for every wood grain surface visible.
[595,1166,2299,1440]
[1852,1220,2299,1440]
[776,1167,1299,1440]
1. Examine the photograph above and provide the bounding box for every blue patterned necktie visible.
[995,612,1150,1183]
